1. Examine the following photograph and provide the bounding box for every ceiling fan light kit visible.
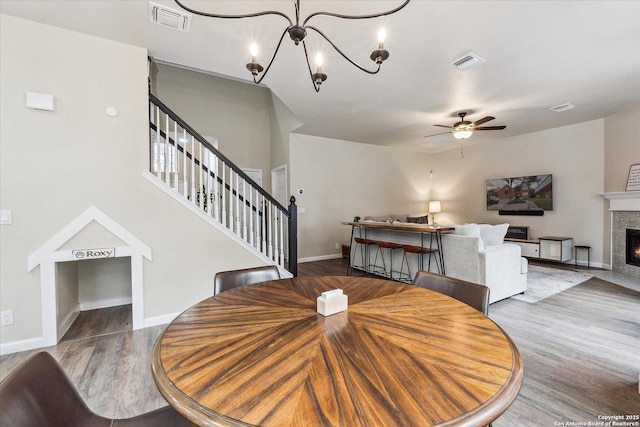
[425,112,507,142]
[453,127,473,140]
[174,0,411,92]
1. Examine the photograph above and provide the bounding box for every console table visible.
[539,236,573,262]
[505,238,540,258]
[342,222,454,276]
[507,236,573,262]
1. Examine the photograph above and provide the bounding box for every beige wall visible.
[431,119,606,266]
[602,105,640,262]
[55,261,79,328]
[291,119,609,268]
[153,63,274,190]
[0,15,267,350]
[604,105,640,193]
[77,257,132,303]
[290,134,432,260]
[270,94,303,196]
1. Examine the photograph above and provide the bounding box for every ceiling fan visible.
[424,112,506,140]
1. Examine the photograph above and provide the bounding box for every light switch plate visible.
[0,210,12,225]
[26,92,54,111]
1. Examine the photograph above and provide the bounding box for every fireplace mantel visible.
[602,191,640,211]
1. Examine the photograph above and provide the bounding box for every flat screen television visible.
[486,174,552,215]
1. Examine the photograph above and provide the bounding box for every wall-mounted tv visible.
[486,174,552,216]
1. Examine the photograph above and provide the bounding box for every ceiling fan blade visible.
[475,126,506,130]
[433,124,454,129]
[424,131,452,138]
[472,116,495,126]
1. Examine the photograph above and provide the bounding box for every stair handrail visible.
[149,93,297,276]
[149,94,288,214]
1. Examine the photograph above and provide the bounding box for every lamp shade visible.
[429,201,442,213]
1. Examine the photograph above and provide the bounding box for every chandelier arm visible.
[302,40,321,92]
[253,27,291,85]
[293,0,300,24]
[306,26,382,75]
[302,0,410,26]
[174,0,293,26]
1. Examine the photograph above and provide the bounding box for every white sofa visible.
[349,221,527,303]
[440,225,528,303]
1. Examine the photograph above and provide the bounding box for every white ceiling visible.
[2,0,639,152]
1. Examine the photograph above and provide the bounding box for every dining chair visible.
[0,351,192,427]
[412,271,490,315]
[214,265,280,295]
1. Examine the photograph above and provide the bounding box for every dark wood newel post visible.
[288,196,298,277]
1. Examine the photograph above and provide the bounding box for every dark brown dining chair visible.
[412,271,490,315]
[214,265,280,295]
[0,351,192,427]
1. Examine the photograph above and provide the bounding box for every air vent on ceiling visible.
[450,52,486,70]
[549,103,576,113]
[149,2,191,33]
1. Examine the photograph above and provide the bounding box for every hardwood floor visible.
[61,304,132,342]
[1,258,638,425]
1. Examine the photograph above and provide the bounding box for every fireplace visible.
[604,191,640,280]
[627,229,640,267]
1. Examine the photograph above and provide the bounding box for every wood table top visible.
[342,221,455,233]
[152,276,523,427]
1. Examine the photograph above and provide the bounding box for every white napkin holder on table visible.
[317,289,348,316]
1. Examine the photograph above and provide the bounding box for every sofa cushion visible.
[454,223,483,250]
[390,214,410,222]
[478,223,509,246]
[362,215,392,223]
[454,223,480,236]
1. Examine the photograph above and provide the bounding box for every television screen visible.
[486,174,552,214]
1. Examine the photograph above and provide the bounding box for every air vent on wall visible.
[450,52,486,70]
[149,2,191,33]
[549,103,576,112]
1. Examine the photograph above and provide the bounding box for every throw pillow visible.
[407,215,429,224]
[478,223,509,246]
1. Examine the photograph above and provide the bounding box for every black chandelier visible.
[174,0,411,92]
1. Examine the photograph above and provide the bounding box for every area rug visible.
[511,265,594,303]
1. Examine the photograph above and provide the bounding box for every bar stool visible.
[375,241,408,281]
[574,245,591,269]
[400,245,440,282]
[348,237,378,275]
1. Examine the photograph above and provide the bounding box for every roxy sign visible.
[72,247,115,260]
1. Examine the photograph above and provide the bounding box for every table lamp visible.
[429,201,442,226]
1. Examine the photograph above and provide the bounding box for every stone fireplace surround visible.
[604,192,640,280]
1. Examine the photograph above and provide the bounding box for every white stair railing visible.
[149,94,298,275]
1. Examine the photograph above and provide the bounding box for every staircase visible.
[147,94,297,276]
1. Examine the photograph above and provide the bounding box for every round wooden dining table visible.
[152,276,523,427]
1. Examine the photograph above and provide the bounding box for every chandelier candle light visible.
[174,0,410,92]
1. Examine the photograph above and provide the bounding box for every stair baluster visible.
[148,94,297,275]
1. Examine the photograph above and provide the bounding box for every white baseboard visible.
[80,297,132,311]
[144,312,180,328]
[0,337,45,356]
[299,253,343,263]
[57,307,80,341]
